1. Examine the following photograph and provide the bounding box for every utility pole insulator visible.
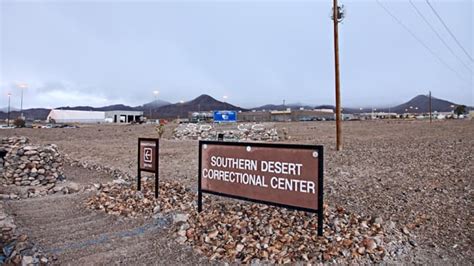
[332,4,346,23]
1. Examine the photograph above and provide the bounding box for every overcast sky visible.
[0,0,472,109]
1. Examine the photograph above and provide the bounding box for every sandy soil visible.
[1,120,472,263]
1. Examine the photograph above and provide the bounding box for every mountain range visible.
[253,95,467,114]
[0,94,469,121]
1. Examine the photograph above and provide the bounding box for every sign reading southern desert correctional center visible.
[137,138,159,198]
[198,141,324,235]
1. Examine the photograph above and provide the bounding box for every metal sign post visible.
[137,138,159,198]
[198,141,324,236]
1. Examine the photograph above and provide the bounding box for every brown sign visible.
[199,142,323,211]
[137,138,159,198]
[139,139,158,172]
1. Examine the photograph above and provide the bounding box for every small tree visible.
[454,105,466,116]
[13,118,25,128]
[155,124,165,138]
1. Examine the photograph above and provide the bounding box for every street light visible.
[371,107,377,119]
[222,95,228,102]
[7,93,11,127]
[150,90,159,119]
[18,83,27,119]
[178,100,185,120]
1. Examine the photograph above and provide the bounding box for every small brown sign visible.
[139,139,158,172]
[199,141,323,212]
[137,138,159,198]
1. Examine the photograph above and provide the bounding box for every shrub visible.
[13,118,26,128]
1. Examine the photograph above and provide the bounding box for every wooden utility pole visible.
[429,91,432,124]
[333,0,342,151]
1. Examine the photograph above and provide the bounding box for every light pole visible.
[222,95,228,102]
[7,93,11,127]
[179,100,184,120]
[150,90,159,119]
[18,83,27,119]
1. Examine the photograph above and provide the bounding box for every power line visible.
[409,0,472,74]
[426,0,473,62]
[376,0,470,85]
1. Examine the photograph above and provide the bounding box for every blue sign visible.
[213,110,237,123]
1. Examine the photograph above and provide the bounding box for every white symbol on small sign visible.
[144,148,153,163]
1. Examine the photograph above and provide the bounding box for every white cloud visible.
[35,89,112,108]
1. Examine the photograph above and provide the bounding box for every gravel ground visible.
[0,120,472,263]
[4,166,206,265]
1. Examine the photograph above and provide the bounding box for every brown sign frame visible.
[137,138,159,198]
[198,140,324,236]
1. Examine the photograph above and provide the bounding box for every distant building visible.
[290,110,335,121]
[188,112,213,123]
[238,109,335,122]
[238,111,271,122]
[47,110,105,124]
[313,108,334,113]
[47,109,143,124]
[104,110,144,123]
[270,109,292,122]
[357,112,397,120]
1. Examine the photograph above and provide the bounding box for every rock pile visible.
[86,179,407,263]
[176,203,392,263]
[1,137,65,187]
[0,202,49,264]
[86,181,194,218]
[173,123,284,141]
[65,156,131,181]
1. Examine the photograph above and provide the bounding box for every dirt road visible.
[4,166,205,265]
